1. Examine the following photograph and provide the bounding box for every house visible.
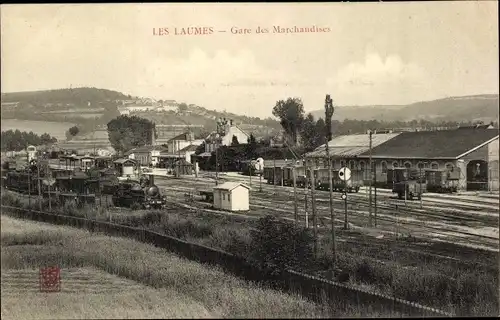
[125,146,167,166]
[178,144,199,163]
[167,131,204,154]
[213,182,250,211]
[204,119,250,154]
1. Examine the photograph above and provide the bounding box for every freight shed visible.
[358,128,499,191]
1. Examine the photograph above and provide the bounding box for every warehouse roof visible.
[305,132,400,158]
[360,128,499,159]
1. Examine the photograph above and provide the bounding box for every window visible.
[381,161,388,174]
[404,162,412,169]
[228,194,231,202]
[431,162,439,170]
[392,161,399,169]
[417,162,425,170]
[349,160,355,169]
[359,161,366,171]
[445,163,454,171]
[223,193,225,200]
[340,160,345,168]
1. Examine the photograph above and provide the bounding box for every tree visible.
[249,215,314,273]
[68,126,79,136]
[177,103,188,113]
[1,130,57,151]
[231,135,239,146]
[272,97,305,145]
[300,113,317,152]
[245,133,258,159]
[107,115,155,153]
[314,118,327,147]
[195,142,206,155]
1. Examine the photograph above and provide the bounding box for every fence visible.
[0,205,452,317]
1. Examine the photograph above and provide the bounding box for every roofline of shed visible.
[455,135,499,159]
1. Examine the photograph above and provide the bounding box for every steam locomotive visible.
[111,175,166,209]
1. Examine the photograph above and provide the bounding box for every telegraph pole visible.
[324,94,336,262]
[310,165,318,258]
[293,165,298,225]
[37,161,42,211]
[368,130,373,226]
[304,158,309,227]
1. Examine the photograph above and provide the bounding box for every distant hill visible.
[1,87,134,106]
[1,87,282,140]
[310,94,499,123]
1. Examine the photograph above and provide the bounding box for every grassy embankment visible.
[1,215,346,319]
[1,192,498,316]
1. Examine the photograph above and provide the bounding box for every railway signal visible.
[339,166,350,229]
[339,167,351,181]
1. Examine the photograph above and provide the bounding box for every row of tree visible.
[271,96,498,153]
[1,130,58,151]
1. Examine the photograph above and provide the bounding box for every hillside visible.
[310,94,499,122]
[1,87,133,106]
[1,87,282,139]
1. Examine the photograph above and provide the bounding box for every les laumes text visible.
[153,27,214,36]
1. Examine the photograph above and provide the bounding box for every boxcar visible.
[313,168,362,193]
[391,168,426,200]
[425,168,460,193]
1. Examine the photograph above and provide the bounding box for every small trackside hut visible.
[213,182,250,212]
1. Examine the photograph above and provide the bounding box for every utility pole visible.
[310,165,318,258]
[368,130,373,226]
[28,166,32,208]
[324,94,336,262]
[37,161,42,211]
[293,165,298,225]
[304,159,309,228]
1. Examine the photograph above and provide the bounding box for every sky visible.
[1,2,498,118]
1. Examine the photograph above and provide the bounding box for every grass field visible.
[1,215,343,319]
[2,191,497,316]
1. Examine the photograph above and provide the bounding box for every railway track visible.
[157,179,498,252]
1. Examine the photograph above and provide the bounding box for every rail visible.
[0,204,453,317]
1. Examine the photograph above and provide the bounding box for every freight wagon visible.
[263,166,284,185]
[425,168,460,193]
[282,165,307,187]
[315,168,363,193]
[390,168,426,200]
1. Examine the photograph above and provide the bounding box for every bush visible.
[248,215,314,273]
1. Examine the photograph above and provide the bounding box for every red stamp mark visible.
[39,266,61,292]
